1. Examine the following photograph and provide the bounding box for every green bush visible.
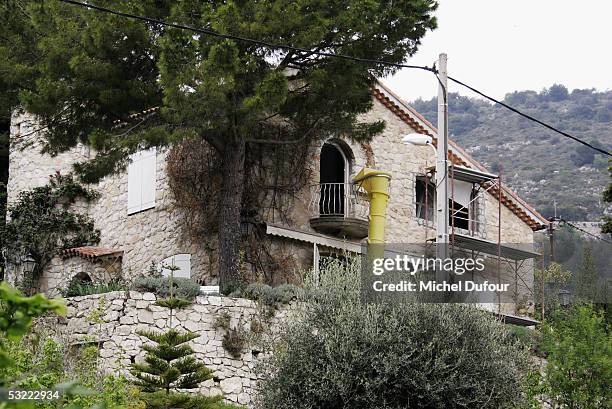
[61,279,127,297]
[229,282,303,306]
[0,332,145,409]
[132,276,201,300]
[257,258,529,409]
[539,304,611,408]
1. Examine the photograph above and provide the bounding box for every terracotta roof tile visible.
[62,246,123,261]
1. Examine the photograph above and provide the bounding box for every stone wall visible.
[43,291,298,407]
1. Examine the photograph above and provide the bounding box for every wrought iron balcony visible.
[308,182,369,239]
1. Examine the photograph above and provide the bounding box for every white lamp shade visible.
[402,133,433,146]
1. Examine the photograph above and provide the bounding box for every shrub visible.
[229,282,303,306]
[61,279,127,297]
[257,258,529,409]
[132,276,201,300]
[539,304,611,408]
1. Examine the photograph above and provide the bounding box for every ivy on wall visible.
[1,172,100,293]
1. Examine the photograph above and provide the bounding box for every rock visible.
[119,316,135,325]
[142,292,156,301]
[129,291,143,300]
[138,310,154,324]
[220,377,242,394]
[136,300,149,309]
[237,392,250,404]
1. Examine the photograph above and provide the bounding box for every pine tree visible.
[575,246,598,302]
[131,329,212,394]
[1,0,437,293]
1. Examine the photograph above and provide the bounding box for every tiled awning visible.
[61,246,123,261]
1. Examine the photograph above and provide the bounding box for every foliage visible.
[1,0,437,293]
[533,262,572,319]
[1,330,146,409]
[574,246,600,302]
[60,278,127,297]
[411,86,612,220]
[221,328,248,359]
[1,173,100,292]
[0,282,65,371]
[140,391,239,409]
[506,324,541,355]
[130,329,212,399]
[540,304,611,408]
[257,259,529,409]
[229,283,303,306]
[132,276,201,300]
[154,297,192,310]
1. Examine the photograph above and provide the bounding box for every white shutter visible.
[127,148,156,214]
[127,151,143,214]
[160,254,191,279]
[140,148,157,211]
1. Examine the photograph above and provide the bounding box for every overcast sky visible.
[385,0,612,102]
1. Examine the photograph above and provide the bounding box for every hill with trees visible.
[410,85,611,220]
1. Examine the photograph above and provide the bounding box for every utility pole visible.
[436,53,449,282]
[548,220,555,263]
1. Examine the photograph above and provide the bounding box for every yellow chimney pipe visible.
[352,167,392,244]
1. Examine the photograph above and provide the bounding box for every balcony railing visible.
[309,183,369,220]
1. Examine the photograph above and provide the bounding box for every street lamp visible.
[402,130,450,284]
[402,133,434,148]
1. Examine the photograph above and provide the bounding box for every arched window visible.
[319,142,350,216]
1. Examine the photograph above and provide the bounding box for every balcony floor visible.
[309,216,369,239]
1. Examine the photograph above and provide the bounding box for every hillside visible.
[410,85,612,221]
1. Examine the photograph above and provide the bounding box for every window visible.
[160,254,191,279]
[415,176,435,221]
[127,148,156,214]
[450,199,469,230]
[415,176,475,232]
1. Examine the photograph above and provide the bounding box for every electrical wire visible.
[559,218,612,244]
[56,0,611,157]
[447,76,611,157]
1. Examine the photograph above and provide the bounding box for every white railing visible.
[309,183,369,220]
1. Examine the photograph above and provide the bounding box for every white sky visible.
[385,0,612,102]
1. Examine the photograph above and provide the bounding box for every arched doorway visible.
[319,142,348,216]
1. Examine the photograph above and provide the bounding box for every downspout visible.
[353,167,392,250]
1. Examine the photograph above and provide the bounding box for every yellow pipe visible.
[352,167,392,244]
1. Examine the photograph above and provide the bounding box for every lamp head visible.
[402,133,433,146]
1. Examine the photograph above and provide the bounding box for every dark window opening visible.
[415,176,435,221]
[319,143,345,216]
[450,200,469,230]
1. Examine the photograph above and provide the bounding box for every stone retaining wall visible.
[43,291,299,407]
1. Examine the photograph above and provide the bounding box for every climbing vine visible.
[1,173,100,293]
[166,137,312,283]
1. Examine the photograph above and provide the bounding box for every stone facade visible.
[41,291,298,407]
[7,83,543,305]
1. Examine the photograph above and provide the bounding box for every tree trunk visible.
[217,135,246,294]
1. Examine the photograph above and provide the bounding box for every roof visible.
[61,246,123,261]
[372,79,548,231]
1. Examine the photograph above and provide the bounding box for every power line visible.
[559,218,612,244]
[448,76,611,157]
[56,0,611,158]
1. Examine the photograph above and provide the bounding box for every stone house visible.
[6,79,548,314]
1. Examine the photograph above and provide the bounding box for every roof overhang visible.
[61,246,123,261]
[266,223,362,253]
[452,233,540,260]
